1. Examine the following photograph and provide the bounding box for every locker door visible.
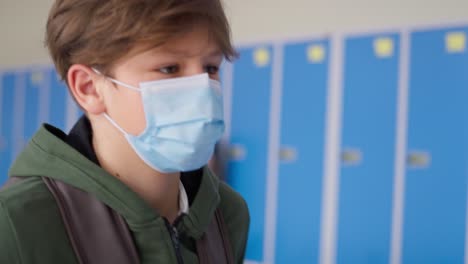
[0,72,15,185]
[337,34,400,264]
[275,40,329,264]
[49,67,69,131]
[10,72,27,169]
[227,45,273,262]
[23,69,45,143]
[402,28,468,264]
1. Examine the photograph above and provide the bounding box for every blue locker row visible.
[0,67,81,185]
[1,25,468,264]
[226,26,468,264]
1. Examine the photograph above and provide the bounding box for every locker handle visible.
[407,151,431,169]
[229,144,247,161]
[341,148,362,166]
[279,146,298,163]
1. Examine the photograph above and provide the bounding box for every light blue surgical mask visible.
[94,70,225,173]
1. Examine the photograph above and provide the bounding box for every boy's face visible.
[98,25,224,136]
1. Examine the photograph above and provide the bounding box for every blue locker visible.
[10,72,27,170]
[23,69,43,143]
[402,27,468,264]
[337,34,400,263]
[227,45,273,262]
[275,40,329,264]
[48,67,69,131]
[0,72,15,185]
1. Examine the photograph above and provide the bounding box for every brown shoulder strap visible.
[42,177,140,264]
[4,176,235,264]
[196,209,235,264]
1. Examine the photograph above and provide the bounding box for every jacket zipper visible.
[165,218,184,264]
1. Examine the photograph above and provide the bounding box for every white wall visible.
[1,0,467,68]
[0,0,55,68]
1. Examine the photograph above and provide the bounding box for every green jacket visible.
[0,121,249,264]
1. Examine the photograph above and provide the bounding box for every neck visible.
[91,120,181,223]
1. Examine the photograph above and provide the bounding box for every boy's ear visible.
[67,64,106,115]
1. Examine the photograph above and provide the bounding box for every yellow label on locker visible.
[253,48,270,67]
[279,146,298,162]
[341,148,363,166]
[307,44,326,63]
[407,151,431,168]
[374,37,394,58]
[229,144,247,161]
[446,32,466,53]
[30,71,44,86]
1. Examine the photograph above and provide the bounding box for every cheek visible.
[108,90,146,135]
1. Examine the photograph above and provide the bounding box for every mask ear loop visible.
[103,114,128,136]
[91,68,137,136]
[91,68,141,91]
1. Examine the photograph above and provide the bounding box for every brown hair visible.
[45,0,238,82]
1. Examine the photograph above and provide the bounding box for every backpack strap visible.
[196,208,235,264]
[2,175,235,264]
[41,177,140,264]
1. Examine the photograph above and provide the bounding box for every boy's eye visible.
[159,65,179,74]
[205,65,219,75]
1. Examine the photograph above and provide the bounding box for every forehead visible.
[112,25,223,71]
[142,26,222,59]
